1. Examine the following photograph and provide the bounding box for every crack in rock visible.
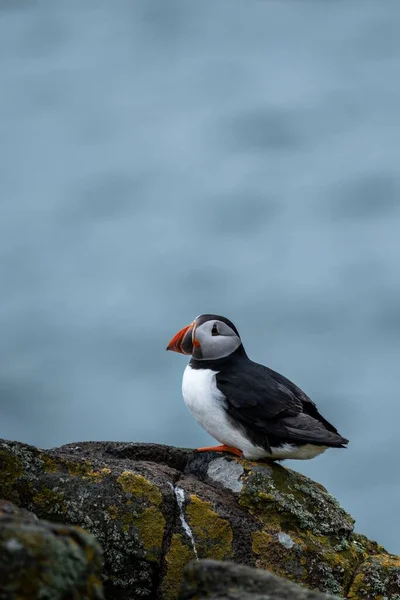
[169,483,198,560]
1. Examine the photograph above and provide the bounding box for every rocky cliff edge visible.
[0,439,399,599]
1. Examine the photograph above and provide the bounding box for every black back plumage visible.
[190,345,348,453]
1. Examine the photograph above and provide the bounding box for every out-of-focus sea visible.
[1,0,400,553]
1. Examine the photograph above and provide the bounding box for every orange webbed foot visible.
[194,444,243,458]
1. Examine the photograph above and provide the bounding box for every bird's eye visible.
[212,323,219,336]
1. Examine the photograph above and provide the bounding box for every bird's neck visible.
[189,343,247,371]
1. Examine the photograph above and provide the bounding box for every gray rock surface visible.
[0,499,104,599]
[0,439,399,600]
[180,559,341,599]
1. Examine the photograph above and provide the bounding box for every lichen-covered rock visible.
[0,499,103,599]
[348,553,400,600]
[0,440,180,599]
[180,558,342,599]
[180,453,356,598]
[0,439,398,600]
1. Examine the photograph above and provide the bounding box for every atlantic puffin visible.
[166,314,348,460]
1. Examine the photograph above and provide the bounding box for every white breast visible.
[182,365,267,459]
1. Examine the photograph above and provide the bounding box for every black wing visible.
[216,360,348,449]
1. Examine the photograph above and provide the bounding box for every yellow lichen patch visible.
[0,449,23,502]
[252,526,360,596]
[50,456,111,480]
[373,553,400,569]
[65,459,93,477]
[86,573,104,597]
[252,529,306,582]
[252,528,305,553]
[186,495,233,560]
[351,532,387,557]
[86,469,103,479]
[33,488,67,515]
[84,542,96,564]
[348,553,400,600]
[120,511,135,532]
[134,506,166,561]
[107,505,118,520]
[162,534,195,600]
[105,502,165,561]
[239,487,283,530]
[117,471,162,505]
[258,491,276,502]
[307,530,358,563]
[239,458,261,470]
[239,459,355,541]
[82,467,112,482]
[252,529,275,553]
[294,530,359,594]
[40,453,59,474]
[347,571,365,599]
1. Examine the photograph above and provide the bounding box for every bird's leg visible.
[194,444,243,457]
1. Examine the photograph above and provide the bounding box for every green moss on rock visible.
[235,459,362,597]
[239,463,354,538]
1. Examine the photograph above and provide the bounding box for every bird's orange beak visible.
[166,322,197,354]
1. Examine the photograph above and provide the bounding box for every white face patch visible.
[194,320,241,360]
